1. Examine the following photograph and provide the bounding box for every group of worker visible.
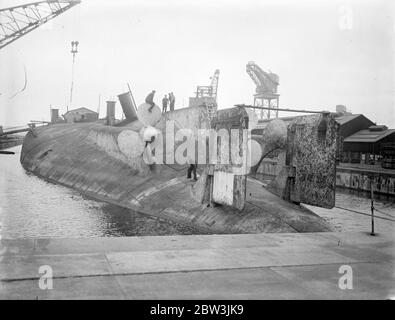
[145,90,175,113]
[162,93,175,113]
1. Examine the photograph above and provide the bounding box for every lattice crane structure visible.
[0,0,81,50]
[195,69,220,103]
[246,61,280,119]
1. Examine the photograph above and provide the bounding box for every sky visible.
[0,0,394,127]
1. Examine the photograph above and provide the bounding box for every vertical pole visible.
[69,41,79,112]
[276,97,279,118]
[97,94,101,115]
[127,83,138,112]
[209,175,214,207]
[69,52,75,109]
[370,177,375,236]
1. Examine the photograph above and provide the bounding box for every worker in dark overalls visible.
[145,90,156,112]
[187,135,197,181]
[187,163,197,181]
[162,95,169,113]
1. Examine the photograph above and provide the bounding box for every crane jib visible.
[0,0,81,50]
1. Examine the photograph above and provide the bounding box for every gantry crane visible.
[246,61,280,119]
[0,0,81,50]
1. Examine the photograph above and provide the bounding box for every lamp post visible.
[69,40,79,111]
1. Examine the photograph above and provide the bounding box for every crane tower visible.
[189,69,220,117]
[0,0,81,50]
[246,61,279,119]
[195,69,220,102]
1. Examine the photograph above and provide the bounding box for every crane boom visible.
[209,69,220,102]
[246,61,280,119]
[246,61,279,94]
[0,0,81,50]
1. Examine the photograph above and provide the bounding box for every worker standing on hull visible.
[186,129,197,181]
[187,163,197,181]
[162,95,169,113]
[169,92,175,111]
[145,90,156,112]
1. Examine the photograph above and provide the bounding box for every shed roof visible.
[256,113,372,130]
[343,129,395,143]
[64,107,98,115]
[334,114,361,125]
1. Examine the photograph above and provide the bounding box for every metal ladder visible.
[205,102,217,121]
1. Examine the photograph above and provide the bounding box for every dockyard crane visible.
[195,69,220,103]
[193,69,220,119]
[246,61,280,119]
[0,0,81,50]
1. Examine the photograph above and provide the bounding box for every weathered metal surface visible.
[137,103,162,127]
[210,107,249,210]
[213,171,234,205]
[286,113,338,208]
[232,175,247,210]
[106,101,116,125]
[117,92,138,122]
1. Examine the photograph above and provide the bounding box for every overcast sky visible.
[0,0,394,127]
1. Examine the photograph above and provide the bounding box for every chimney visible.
[50,108,59,123]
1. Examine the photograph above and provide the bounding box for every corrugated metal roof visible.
[256,113,363,130]
[334,114,361,125]
[343,129,395,143]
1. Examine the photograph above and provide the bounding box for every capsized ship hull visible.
[20,107,333,234]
